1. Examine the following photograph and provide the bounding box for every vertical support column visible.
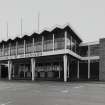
[63,55,67,82]
[53,34,54,52]
[88,60,90,79]
[31,58,36,81]
[42,35,44,52]
[65,31,67,51]
[12,64,15,78]
[77,60,80,79]
[88,45,90,79]
[8,60,12,80]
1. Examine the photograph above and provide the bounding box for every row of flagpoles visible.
[5,12,40,41]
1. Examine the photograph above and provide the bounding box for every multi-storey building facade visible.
[0,24,103,82]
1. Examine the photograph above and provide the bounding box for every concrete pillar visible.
[58,70,60,79]
[12,64,15,78]
[77,60,79,79]
[8,60,12,80]
[88,45,90,79]
[31,58,36,81]
[63,55,67,82]
[53,34,54,52]
[88,60,90,79]
[65,31,67,50]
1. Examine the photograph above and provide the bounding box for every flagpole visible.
[38,12,40,33]
[20,17,23,37]
[6,22,8,40]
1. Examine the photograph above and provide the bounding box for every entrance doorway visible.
[90,60,99,80]
[1,65,8,79]
[79,61,88,80]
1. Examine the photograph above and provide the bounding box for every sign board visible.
[25,52,42,58]
[0,52,42,61]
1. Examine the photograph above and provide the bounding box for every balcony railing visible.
[43,40,53,51]
[0,38,69,57]
[17,45,24,55]
[4,48,9,56]
[0,49,3,56]
[54,38,65,50]
[26,43,33,53]
[34,41,42,52]
[0,34,78,57]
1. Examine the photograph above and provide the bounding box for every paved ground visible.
[0,81,105,105]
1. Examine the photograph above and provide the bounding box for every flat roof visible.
[79,41,99,46]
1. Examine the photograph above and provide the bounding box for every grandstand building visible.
[0,24,104,82]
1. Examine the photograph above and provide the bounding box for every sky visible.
[0,0,105,42]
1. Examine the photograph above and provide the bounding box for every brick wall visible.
[90,44,100,56]
[99,38,105,80]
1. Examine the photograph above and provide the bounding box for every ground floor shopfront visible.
[0,54,99,82]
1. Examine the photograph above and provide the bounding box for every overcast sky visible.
[0,0,105,42]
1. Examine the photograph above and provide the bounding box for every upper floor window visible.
[44,34,53,51]
[17,41,24,54]
[79,46,88,57]
[90,44,99,56]
[26,40,33,53]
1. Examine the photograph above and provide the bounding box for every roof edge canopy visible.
[0,23,83,45]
